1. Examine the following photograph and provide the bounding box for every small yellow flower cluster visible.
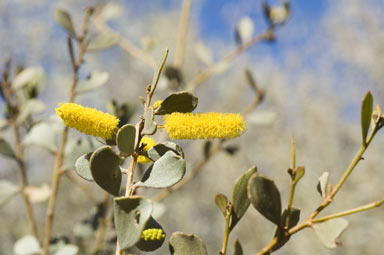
[164,112,246,140]
[137,136,157,164]
[141,228,166,241]
[153,100,163,110]
[56,103,119,140]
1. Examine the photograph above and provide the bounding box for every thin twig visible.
[42,8,93,255]
[219,205,232,255]
[1,66,38,238]
[174,0,192,68]
[188,29,273,92]
[93,13,157,69]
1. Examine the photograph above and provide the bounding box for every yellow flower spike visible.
[141,228,166,241]
[56,103,119,140]
[164,112,246,140]
[153,100,163,110]
[137,136,157,164]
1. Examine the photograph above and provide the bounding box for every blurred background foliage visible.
[0,0,383,254]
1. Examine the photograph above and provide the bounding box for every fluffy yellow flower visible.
[153,100,163,110]
[137,136,157,164]
[56,103,119,140]
[141,228,166,241]
[164,112,246,140]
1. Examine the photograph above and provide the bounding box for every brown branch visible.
[93,13,157,69]
[174,0,192,68]
[1,64,38,237]
[188,29,273,92]
[42,8,94,255]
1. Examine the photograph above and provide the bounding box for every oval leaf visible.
[12,66,45,90]
[0,137,16,159]
[230,166,258,230]
[147,142,184,161]
[215,193,228,217]
[272,207,301,251]
[138,151,186,188]
[64,137,94,170]
[114,196,153,251]
[87,32,120,51]
[233,238,243,255]
[116,124,136,155]
[313,218,349,249]
[155,91,198,115]
[54,9,76,37]
[143,107,157,135]
[169,232,208,255]
[248,173,282,226]
[0,180,20,207]
[13,235,40,255]
[16,99,46,124]
[23,120,63,152]
[361,91,373,145]
[76,71,110,94]
[90,146,122,196]
[316,172,329,199]
[75,152,94,181]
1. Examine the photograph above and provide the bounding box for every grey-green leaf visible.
[54,245,78,255]
[74,152,94,181]
[248,173,282,226]
[23,120,63,152]
[0,180,20,207]
[155,91,198,115]
[0,137,16,159]
[138,151,186,188]
[361,91,373,145]
[13,235,40,255]
[114,196,153,251]
[16,99,46,124]
[169,232,208,255]
[313,218,349,249]
[317,172,329,199]
[215,193,228,217]
[233,238,243,255]
[272,207,301,251]
[76,71,110,94]
[87,32,120,51]
[136,217,166,251]
[143,107,157,135]
[90,146,122,196]
[146,142,184,161]
[63,137,94,170]
[230,166,258,230]
[54,9,76,37]
[116,124,136,155]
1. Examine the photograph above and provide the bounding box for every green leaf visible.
[13,235,40,255]
[293,166,305,184]
[146,142,184,161]
[361,91,373,145]
[138,151,186,188]
[16,99,46,124]
[169,232,208,255]
[23,120,63,152]
[136,217,166,251]
[248,173,282,226]
[76,71,110,94]
[87,32,120,51]
[116,124,136,155]
[245,69,258,93]
[143,107,157,135]
[230,166,258,230]
[90,146,122,196]
[0,137,16,159]
[74,152,94,181]
[272,207,301,251]
[233,238,243,255]
[316,172,329,199]
[63,137,94,170]
[12,66,45,90]
[54,9,76,37]
[215,193,228,217]
[0,180,20,207]
[114,196,153,251]
[313,218,349,249]
[154,91,198,115]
